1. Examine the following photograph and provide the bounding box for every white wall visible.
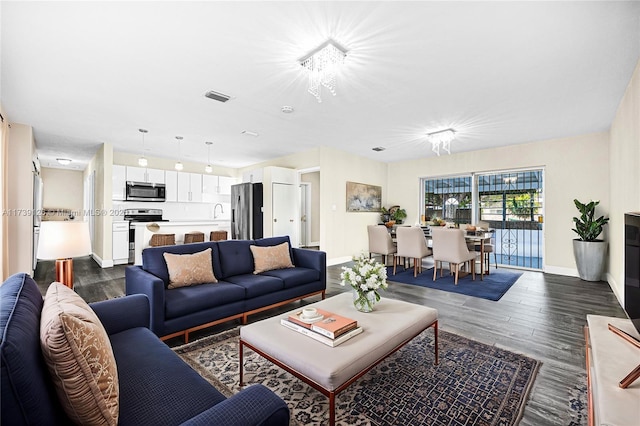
[236,147,389,263]
[84,143,113,267]
[6,123,35,275]
[41,167,83,211]
[609,59,640,305]
[319,147,388,264]
[387,132,610,276]
[301,171,320,244]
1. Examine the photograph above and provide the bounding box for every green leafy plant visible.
[392,208,407,222]
[380,207,390,223]
[572,199,609,241]
[508,193,540,220]
[381,206,407,223]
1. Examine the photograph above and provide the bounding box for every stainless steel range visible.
[124,209,168,263]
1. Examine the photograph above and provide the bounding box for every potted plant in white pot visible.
[572,199,610,281]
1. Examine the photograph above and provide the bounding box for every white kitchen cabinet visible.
[202,174,217,203]
[126,166,146,183]
[177,172,203,202]
[218,176,235,195]
[165,170,178,202]
[126,166,165,184]
[190,174,203,202]
[112,165,126,201]
[146,168,165,184]
[202,175,235,202]
[112,221,129,265]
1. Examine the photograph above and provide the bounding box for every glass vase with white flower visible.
[340,254,388,312]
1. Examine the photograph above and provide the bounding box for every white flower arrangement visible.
[340,254,388,311]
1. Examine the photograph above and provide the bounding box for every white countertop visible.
[131,220,231,265]
[130,220,229,226]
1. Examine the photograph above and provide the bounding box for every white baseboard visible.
[328,256,352,266]
[606,272,624,307]
[543,265,579,277]
[92,253,113,268]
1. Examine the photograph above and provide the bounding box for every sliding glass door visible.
[422,168,544,270]
[476,169,543,269]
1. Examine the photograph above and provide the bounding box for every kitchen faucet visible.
[213,203,224,219]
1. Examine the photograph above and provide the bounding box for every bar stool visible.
[210,230,228,241]
[149,234,175,247]
[184,231,205,244]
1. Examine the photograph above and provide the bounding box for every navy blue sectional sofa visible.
[0,272,289,426]
[126,236,326,341]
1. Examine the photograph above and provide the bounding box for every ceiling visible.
[2,1,639,171]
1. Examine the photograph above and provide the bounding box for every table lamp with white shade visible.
[36,221,92,289]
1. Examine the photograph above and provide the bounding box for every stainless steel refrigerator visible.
[230,183,263,240]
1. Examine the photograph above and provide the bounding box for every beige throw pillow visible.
[40,282,119,426]
[250,242,294,274]
[163,247,217,289]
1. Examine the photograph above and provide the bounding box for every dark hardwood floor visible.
[34,256,625,425]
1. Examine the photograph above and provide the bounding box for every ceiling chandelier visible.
[138,129,148,167]
[204,141,213,173]
[174,136,184,171]
[426,128,456,156]
[299,39,347,103]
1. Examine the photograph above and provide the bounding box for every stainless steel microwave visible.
[125,181,166,202]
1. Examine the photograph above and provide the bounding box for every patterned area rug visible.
[386,266,523,301]
[568,377,588,426]
[174,327,540,425]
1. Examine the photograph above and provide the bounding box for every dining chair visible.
[367,225,397,266]
[431,227,478,284]
[459,223,477,250]
[394,226,432,277]
[474,221,497,272]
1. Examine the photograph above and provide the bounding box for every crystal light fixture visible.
[204,141,213,173]
[174,136,184,171]
[299,39,347,103]
[138,129,148,167]
[426,128,456,156]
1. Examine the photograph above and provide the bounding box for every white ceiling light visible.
[426,128,456,156]
[138,128,148,167]
[174,136,184,171]
[205,141,213,173]
[56,158,72,166]
[299,39,347,103]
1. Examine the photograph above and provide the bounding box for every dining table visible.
[389,225,494,279]
[463,230,494,279]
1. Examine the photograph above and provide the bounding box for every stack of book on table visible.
[280,308,362,347]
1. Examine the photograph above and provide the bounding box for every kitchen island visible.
[132,220,231,265]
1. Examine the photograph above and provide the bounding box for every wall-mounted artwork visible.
[346,181,382,212]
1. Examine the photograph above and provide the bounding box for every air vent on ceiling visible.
[204,90,231,103]
[372,147,386,152]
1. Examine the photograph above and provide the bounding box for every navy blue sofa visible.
[126,236,326,341]
[0,273,290,426]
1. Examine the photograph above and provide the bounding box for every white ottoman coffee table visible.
[239,292,439,425]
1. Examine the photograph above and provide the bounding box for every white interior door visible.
[299,183,311,247]
[273,183,298,247]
